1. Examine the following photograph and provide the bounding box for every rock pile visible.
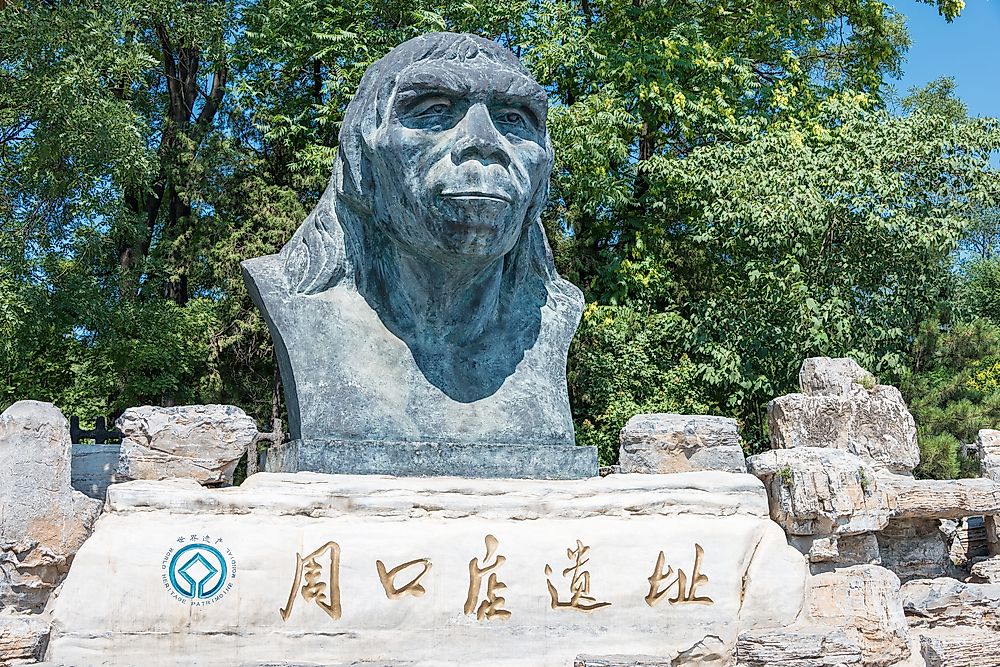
[1,401,261,666]
[0,401,103,665]
[0,402,102,615]
[743,357,1000,667]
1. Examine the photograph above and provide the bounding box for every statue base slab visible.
[265,438,599,479]
[48,472,807,667]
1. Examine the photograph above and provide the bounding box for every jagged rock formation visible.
[115,404,258,486]
[768,357,920,475]
[0,401,102,614]
[618,414,747,474]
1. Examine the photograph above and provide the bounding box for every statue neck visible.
[368,241,510,343]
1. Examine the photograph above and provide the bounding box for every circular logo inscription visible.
[162,537,236,605]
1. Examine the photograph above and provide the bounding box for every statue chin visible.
[435,198,521,259]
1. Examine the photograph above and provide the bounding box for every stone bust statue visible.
[242,32,595,478]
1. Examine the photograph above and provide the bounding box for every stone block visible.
[979,429,1000,483]
[793,534,882,574]
[0,614,49,664]
[919,629,1000,667]
[736,626,863,666]
[48,472,807,666]
[116,404,257,486]
[808,565,911,667]
[0,401,102,612]
[768,385,919,475]
[971,556,1000,583]
[574,656,672,666]
[618,414,747,475]
[71,443,120,500]
[746,448,894,536]
[266,438,598,479]
[901,578,1000,631]
[876,518,955,582]
[799,357,876,397]
[881,474,1000,520]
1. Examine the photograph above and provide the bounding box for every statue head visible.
[243,32,587,446]
[282,32,560,294]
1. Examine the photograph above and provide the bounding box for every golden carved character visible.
[645,543,713,607]
[544,539,611,612]
[280,541,342,621]
[376,558,432,599]
[464,534,511,620]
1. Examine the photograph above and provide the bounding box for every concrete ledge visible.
[106,471,772,519]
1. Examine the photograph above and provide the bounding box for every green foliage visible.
[957,259,1000,323]
[640,96,998,448]
[569,305,710,466]
[901,76,968,122]
[0,0,993,462]
[904,319,996,479]
[914,429,962,480]
[858,467,872,494]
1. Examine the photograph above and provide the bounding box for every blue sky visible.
[890,0,1000,117]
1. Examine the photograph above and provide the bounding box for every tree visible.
[904,318,998,479]
[901,76,968,122]
[0,0,987,457]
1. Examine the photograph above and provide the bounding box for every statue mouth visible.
[440,191,512,203]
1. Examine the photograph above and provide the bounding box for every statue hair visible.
[279,32,565,298]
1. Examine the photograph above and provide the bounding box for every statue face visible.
[369,58,551,264]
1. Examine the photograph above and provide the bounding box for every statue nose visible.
[451,103,510,167]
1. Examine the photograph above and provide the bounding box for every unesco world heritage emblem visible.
[162,535,236,605]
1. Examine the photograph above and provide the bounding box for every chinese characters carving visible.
[645,543,713,607]
[545,540,611,612]
[376,558,432,599]
[277,536,714,620]
[280,541,342,620]
[464,534,511,620]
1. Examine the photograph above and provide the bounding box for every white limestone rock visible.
[574,656,673,667]
[618,414,747,475]
[48,472,808,667]
[918,628,1000,667]
[792,534,882,573]
[978,429,1000,483]
[768,359,919,475]
[115,404,258,486]
[876,519,956,582]
[890,637,927,667]
[0,614,50,664]
[901,578,1000,631]
[736,625,863,666]
[746,448,895,536]
[971,556,1000,583]
[0,401,102,612]
[799,357,876,397]
[808,565,911,667]
[880,473,1000,520]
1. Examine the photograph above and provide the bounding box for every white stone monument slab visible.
[48,472,806,666]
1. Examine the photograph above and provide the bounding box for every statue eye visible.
[495,109,527,127]
[415,101,451,117]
